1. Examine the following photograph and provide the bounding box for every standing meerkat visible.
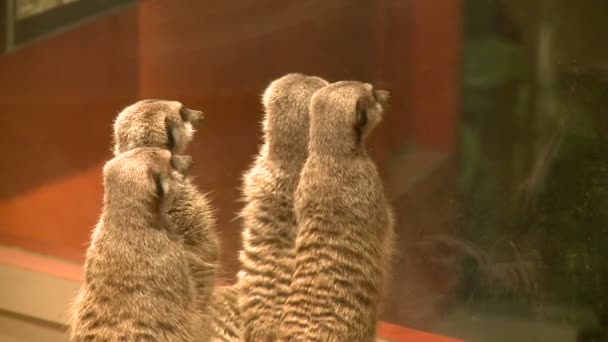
[238,73,329,341]
[278,81,396,342]
[69,147,202,341]
[112,99,220,339]
[113,99,219,270]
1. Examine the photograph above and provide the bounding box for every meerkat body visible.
[111,99,221,339]
[113,99,220,267]
[237,73,329,341]
[279,81,395,342]
[208,285,241,342]
[69,148,201,341]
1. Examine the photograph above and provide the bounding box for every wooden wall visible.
[0,0,377,268]
[0,6,138,261]
[0,0,462,329]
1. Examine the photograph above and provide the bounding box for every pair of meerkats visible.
[69,73,395,342]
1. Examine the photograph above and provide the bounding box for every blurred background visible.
[0,0,607,341]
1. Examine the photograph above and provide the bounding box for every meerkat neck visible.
[103,207,157,226]
[308,138,364,158]
[101,195,160,230]
[264,142,308,168]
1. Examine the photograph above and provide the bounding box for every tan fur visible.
[69,148,203,341]
[237,73,329,341]
[278,81,396,342]
[209,285,241,342]
[111,99,221,339]
[113,99,203,156]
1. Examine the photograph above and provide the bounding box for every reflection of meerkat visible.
[279,81,395,342]
[112,99,219,339]
[69,148,202,341]
[238,73,329,341]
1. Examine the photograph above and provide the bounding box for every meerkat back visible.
[113,99,220,338]
[69,147,200,341]
[113,99,219,265]
[279,81,395,342]
[237,73,328,341]
[208,285,242,342]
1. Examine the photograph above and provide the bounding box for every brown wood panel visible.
[0,163,103,261]
[374,0,412,155]
[0,6,139,261]
[137,0,376,97]
[408,0,461,153]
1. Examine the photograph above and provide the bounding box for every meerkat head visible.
[102,147,192,218]
[112,99,204,156]
[309,81,389,153]
[260,73,329,157]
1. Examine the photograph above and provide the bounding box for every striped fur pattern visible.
[209,285,241,342]
[69,148,204,341]
[237,73,329,341]
[111,99,244,340]
[169,178,220,339]
[111,99,221,339]
[278,81,396,342]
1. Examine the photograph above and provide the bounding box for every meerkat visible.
[278,81,396,342]
[113,99,203,156]
[112,99,220,339]
[237,73,329,341]
[114,100,242,341]
[69,147,203,341]
[208,285,241,342]
[113,99,219,271]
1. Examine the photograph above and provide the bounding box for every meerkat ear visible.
[180,106,204,126]
[165,117,176,150]
[355,97,369,144]
[171,155,192,176]
[372,89,390,107]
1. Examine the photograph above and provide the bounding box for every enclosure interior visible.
[1,1,607,341]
